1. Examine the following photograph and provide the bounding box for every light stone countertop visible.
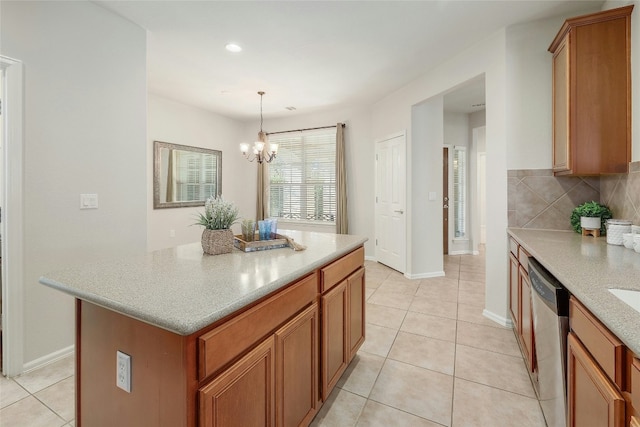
[508,228,640,355]
[40,230,367,336]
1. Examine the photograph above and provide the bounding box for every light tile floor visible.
[0,252,545,427]
[1,355,75,426]
[312,252,547,427]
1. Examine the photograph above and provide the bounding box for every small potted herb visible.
[195,195,240,255]
[570,201,613,235]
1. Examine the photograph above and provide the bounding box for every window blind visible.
[175,151,218,201]
[453,147,466,238]
[268,130,336,223]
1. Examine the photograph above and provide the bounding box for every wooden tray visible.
[234,234,289,252]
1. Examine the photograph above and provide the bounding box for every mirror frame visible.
[153,140,222,209]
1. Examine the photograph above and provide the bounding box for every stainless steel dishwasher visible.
[528,257,570,427]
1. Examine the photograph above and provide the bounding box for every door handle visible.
[394,209,404,214]
[443,205,449,209]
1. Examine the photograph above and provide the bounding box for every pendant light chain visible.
[260,92,264,133]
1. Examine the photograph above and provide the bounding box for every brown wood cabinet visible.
[321,280,348,400]
[549,5,633,176]
[507,238,535,373]
[519,265,535,373]
[320,250,366,400]
[347,268,366,361]
[199,336,276,427]
[509,252,519,327]
[566,297,640,427]
[275,304,319,427]
[567,332,625,427]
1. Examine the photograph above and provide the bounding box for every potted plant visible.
[195,195,240,255]
[570,201,613,235]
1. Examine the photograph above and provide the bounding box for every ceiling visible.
[94,0,602,121]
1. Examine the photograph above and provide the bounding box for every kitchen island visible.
[40,230,368,427]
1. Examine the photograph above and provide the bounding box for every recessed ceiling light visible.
[225,43,242,53]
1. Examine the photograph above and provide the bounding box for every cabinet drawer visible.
[570,297,625,389]
[632,357,640,413]
[509,237,519,257]
[320,247,364,293]
[518,246,530,272]
[198,272,317,381]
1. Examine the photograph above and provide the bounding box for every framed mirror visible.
[153,141,222,209]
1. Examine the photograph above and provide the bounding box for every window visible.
[174,150,219,202]
[268,129,336,223]
[453,146,466,238]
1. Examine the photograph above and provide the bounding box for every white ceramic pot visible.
[581,216,601,230]
[634,234,640,254]
[623,233,634,249]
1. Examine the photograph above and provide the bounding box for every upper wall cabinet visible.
[549,5,633,176]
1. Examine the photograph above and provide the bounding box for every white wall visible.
[147,95,251,251]
[1,1,147,366]
[603,0,639,161]
[410,98,445,277]
[372,30,509,322]
[241,105,375,256]
[505,15,571,170]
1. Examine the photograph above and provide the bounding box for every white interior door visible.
[375,135,406,272]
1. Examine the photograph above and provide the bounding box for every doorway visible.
[442,76,485,256]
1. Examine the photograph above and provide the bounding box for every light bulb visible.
[270,143,279,154]
[254,142,265,152]
[240,143,249,154]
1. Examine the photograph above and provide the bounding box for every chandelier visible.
[240,91,278,164]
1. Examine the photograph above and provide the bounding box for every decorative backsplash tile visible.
[600,161,640,225]
[508,169,600,230]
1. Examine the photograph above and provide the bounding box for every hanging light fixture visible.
[240,91,278,164]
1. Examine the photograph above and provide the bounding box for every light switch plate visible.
[80,194,98,209]
[428,191,437,201]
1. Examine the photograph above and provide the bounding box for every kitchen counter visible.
[508,228,640,355]
[39,230,367,335]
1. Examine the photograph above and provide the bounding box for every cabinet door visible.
[509,253,520,332]
[567,333,625,427]
[552,35,571,173]
[199,336,275,427]
[347,268,365,361]
[321,280,348,400]
[519,266,535,372]
[275,304,319,427]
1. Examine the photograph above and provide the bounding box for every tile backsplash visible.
[600,161,640,225]
[508,169,600,231]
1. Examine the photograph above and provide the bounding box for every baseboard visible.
[449,250,473,255]
[404,271,445,280]
[482,309,513,328]
[22,344,75,374]
[364,255,376,261]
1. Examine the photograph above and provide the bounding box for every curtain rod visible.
[266,123,345,136]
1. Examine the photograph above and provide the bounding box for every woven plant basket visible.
[201,229,234,255]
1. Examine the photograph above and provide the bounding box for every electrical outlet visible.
[116,351,131,393]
